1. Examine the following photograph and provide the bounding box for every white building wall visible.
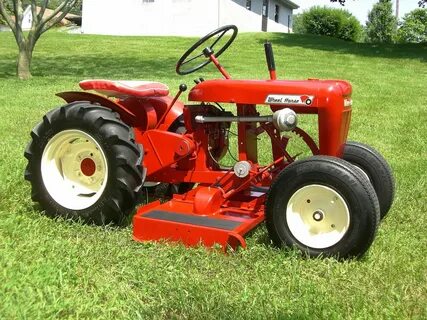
[82,0,295,36]
[82,0,220,36]
[220,0,262,32]
[268,0,292,33]
[22,6,32,30]
[251,0,264,16]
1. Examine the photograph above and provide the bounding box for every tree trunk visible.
[17,47,32,80]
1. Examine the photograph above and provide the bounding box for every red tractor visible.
[25,26,394,259]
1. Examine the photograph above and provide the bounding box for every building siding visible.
[82,0,295,36]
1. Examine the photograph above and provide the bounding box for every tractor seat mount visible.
[79,79,169,98]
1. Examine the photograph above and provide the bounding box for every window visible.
[274,5,279,23]
[262,0,268,17]
[246,0,251,11]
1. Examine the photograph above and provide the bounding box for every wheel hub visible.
[312,210,324,222]
[80,157,96,176]
[41,129,108,210]
[286,185,350,249]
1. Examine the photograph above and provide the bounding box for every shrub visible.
[366,0,397,43]
[397,8,427,43]
[292,14,305,34]
[299,6,362,42]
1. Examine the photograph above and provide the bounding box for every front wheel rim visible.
[41,130,108,210]
[286,184,350,249]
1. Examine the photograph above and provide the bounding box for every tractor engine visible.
[184,104,231,162]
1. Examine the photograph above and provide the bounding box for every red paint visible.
[133,188,265,251]
[79,79,169,98]
[269,69,277,80]
[80,158,96,176]
[57,38,354,252]
[209,54,231,79]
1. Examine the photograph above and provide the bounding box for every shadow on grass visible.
[0,54,179,79]
[2,32,425,79]
[256,33,427,62]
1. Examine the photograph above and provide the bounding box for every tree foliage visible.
[330,0,347,5]
[397,8,427,43]
[292,14,304,34]
[297,6,362,42]
[365,0,397,43]
[0,0,78,79]
[330,0,427,7]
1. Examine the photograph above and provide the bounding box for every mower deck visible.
[133,187,266,251]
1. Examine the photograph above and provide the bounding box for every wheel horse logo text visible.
[265,95,314,106]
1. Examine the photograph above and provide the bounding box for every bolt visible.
[313,210,324,222]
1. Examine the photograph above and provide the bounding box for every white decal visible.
[265,95,315,106]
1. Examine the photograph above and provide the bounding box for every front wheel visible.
[266,156,380,259]
[343,141,395,219]
[24,102,144,225]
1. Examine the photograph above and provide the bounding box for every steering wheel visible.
[176,25,238,76]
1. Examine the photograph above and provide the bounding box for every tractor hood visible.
[188,79,352,107]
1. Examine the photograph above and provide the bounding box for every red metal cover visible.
[188,79,352,105]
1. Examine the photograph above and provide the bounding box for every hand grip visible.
[264,42,276,72]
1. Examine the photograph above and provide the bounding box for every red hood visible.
[188,79,352,106]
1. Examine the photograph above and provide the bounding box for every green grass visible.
[0,31,426,319]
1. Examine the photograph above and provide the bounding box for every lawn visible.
[0,30,426,319]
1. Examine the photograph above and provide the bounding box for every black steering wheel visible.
[176,25,238,76]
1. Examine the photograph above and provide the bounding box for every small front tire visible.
[266,156,380,259]
[343,141,395,219]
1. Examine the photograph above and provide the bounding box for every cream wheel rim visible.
[286,184,350,249]
[41,130,108,210]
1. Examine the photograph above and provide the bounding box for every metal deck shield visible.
[133,190,265,251]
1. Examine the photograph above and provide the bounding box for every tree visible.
[330,0,346,5]
[366,0,397,43]
[0,0,78,79]
[397,8,427,43]
[330,0,426,7]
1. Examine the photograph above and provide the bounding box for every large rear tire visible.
[343,141,395,219]
[265,156,380,259]
[24,102,144,225]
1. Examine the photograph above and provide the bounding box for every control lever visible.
[155,84,187,129]
[264,42,277,80]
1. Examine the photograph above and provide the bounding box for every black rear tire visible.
[343,141,395,219]
[24,102,144,225]
[265,156,380,259]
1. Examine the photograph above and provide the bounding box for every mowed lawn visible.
[0,30,426,319]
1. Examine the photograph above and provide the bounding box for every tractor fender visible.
[56,92,185,145]
[56,91,138,125]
